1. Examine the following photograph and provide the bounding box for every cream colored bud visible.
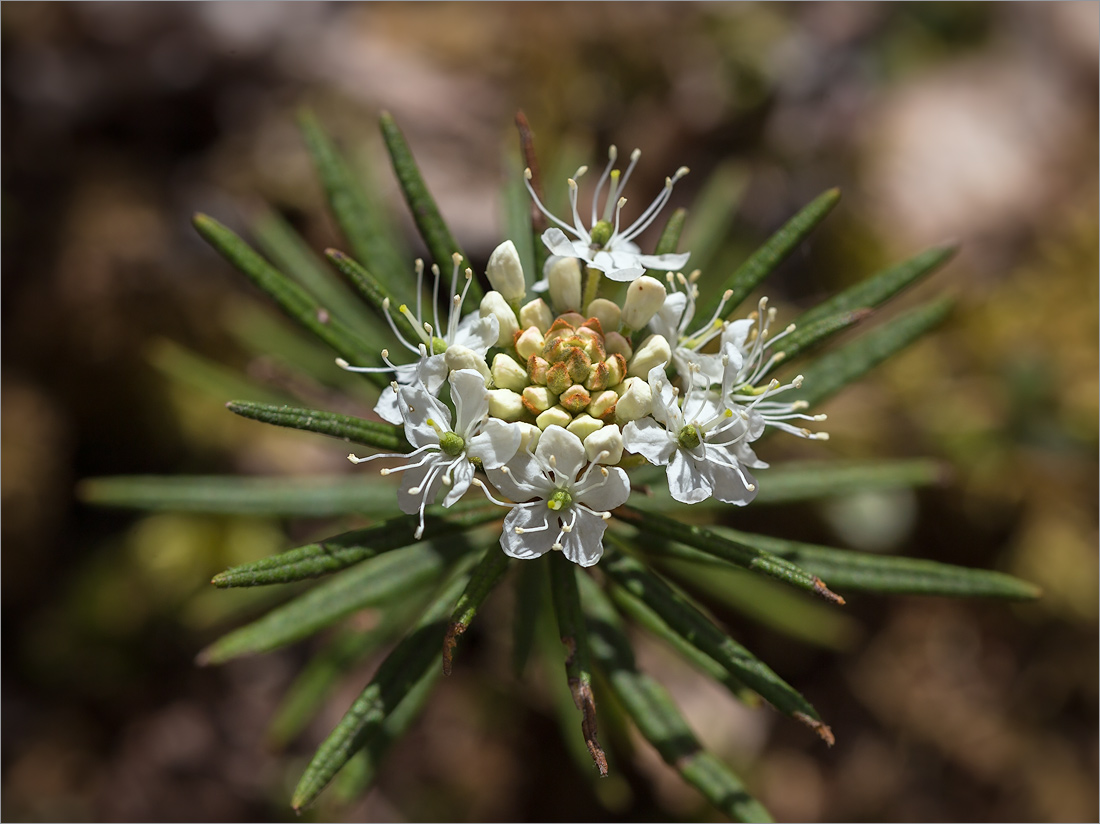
[480,291,520,347]
[604,353,627,387]
[522,385,555,414]
[628,334,671,378]
[514,326,545,360]
[621,276,668,331]
[445,344,491,382]
[614,377,653,422]
[604,331,633,359]
[519,298,554,333]
[546,256,582,313]
[536,404,572,430]
[488,388,526,422]
[516,421,541,452]
[587,389,618,420]
[486,240,527,305]
[491,353,528,391]
[584,424,623,465]
[566,414,603,443]
[585,298,621,332]
[559,384,591,414]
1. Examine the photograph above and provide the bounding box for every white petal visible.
[621,418,676,466]
[534,425,586,482]
[449,368,490,435]
[441,458,475,507]
[721,319,755,352]
[396,455,444,514]
[635,251,691,271]
[467,418,522,469]
[398,382,451,448]
[575,465,631,512]
[372,387,404,425]
[645,364,680,428]
[653,291,688,340]
[542,227,588,260]
[703,445,758,506]
[419,354,450,395]
[559,508,609,567]
[500,504,557,560]
[453,313,499,355]
[667,449,712,504]
[489,452,551,502]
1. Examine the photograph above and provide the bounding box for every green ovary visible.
[677,424,701,450]
[547,488,573,511]
[439,431,466,457]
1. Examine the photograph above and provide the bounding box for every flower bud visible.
[546,256,582,313]
[491,353,528,391]
[584,360,610,392]
[628,333,671,378]
[566,414,603,443]
[445,344,492,382]
[587,390,618,420]
[575,325,605,361]
[604,331,633,359]
[621,275,667,331]
[522,386,555,415]
[527,355,550,385]
[480,291,520,348]
[519,298,554,333]
[546,361,571,395]
[565,347,592,383]
[516,421,541,452]
[560,384,591,414]
[486,240,527,305]
[613,377,653,422]
[585,423,623,464]
[488,388,526,422]
[585,298,621,333]
[514,326,545,360]
[604,353,627,387]
[536,404,572,430]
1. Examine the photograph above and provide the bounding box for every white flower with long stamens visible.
[524,146,692,282]
[337,255,498,424]
[486,426,630,567]
[721,297,829,442]
[348,369,521,539]
[622,364,763,505]
[649,270,739,387]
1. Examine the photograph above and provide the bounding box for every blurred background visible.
[2,2,1096,821]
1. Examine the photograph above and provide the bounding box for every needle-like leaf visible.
[225,401,408,453]
[442,546,511,675]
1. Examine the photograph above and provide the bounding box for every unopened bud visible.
[621,276,668,331]
[527,355,550,385]
[560,384,591,414]
[584,360,610,391]
[565,347,592,383]
[604,331,633,359]
[546,256,582,313]
[445,344,491,382]
[536,404,572,430]
[587,390,618,420]
[514,326,545,360]
[519,298,554,333]
[566,414,603,443]
[604,353,627,386]
[585,298,621,333]
[486,240,527,305]
[628,334,671,378]
[522,385,555,414]
[488,388,526,421]
[546,361,571,395]
[491,353,528,391]
[585,424,623,464]
[516,422,541,452]
[480,291,520,347]
[614,377,653,422]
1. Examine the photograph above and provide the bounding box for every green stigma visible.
[431,337,448,355]
[677,423,701,450]
[439,431,465,457]
[589,220,613,249]
[547,488,573,512]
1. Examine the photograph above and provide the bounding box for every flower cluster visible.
[343,149,827,567]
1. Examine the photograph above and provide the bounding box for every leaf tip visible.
[793,711,835,746]
[442,621,466,676]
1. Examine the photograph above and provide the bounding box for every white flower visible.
[349,369,521,538]
[487,426,630,567]
[622,364,763,506]
[523,146,691,282]
[648,270,738,387]
[337,255,498,424]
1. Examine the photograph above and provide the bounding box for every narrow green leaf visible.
[549,553,608,776]
[618,507,844,604]
[211,506,499,588]
[78,475,407,517]
[199,536,475,665]
[378,112,484,305]
[705,528,1040,599]
[298,110,409,289]
[605,570,759,706]
[291,564,473,810]
[268,595,428,747]
[192,213,386,385]
[442,545,511,675]
[701,187,841,319]
[769,308,873,366]
[511,555,544,678]
[501,154,538,292]
[654,207,688,256]
[324,248,420,344]
[579,574,773,823]
[251,207,383,337]
[796,245,956,329]
[225,401,408,453]
[599,548,833,742]
[792,297,953,408]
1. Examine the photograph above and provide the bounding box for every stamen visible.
[470,478,513,508]
[590,145,618,225]
[523,169,583,238]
